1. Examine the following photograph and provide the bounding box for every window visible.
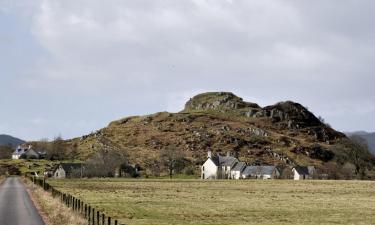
[202,166,205,171]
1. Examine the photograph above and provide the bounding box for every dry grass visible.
[25,179,87,225]
[48,179,375,225]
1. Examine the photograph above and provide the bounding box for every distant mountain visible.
[0,134,25,148]
[346,131,375,154]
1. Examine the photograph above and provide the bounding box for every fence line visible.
[28,176,123,225]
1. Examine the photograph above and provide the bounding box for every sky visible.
[0,0,374,141]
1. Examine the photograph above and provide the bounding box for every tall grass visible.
[25,180,87,225]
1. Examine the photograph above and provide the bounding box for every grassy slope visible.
[48,179,375,225]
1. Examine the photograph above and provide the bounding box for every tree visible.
[160,146,186,179]
[85,148,127,177]
[46,136,68,160]
[0,145,13,159]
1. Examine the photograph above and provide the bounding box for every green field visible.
[47,179,375,225]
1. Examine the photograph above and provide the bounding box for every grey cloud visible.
[0,0,374,139]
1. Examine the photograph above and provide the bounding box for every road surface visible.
[0,177,44,225]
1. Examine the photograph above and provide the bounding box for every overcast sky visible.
[0,0,374,141]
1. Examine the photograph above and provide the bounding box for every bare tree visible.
[45,136,68,160]
[160,146,186,179]
[85,148,128,177]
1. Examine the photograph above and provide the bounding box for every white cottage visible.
[201,151,238,179]
[292,166,315,180]
[12,145,40,159]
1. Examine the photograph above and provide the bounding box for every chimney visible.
[207,151,212,158]
[227,151,230,157]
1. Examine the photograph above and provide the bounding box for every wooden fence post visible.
[92,208,95,225]
[102,214,105,225]
[97,211,99,225]
[108,216,111,225]
[88,206,91,223]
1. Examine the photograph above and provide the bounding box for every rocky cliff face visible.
[66,92,359,175]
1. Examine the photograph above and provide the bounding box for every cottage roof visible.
[260,166,278,175]
[294,166,310,175]
[232,162,246,171]
[59,163,84,173]
[210,155,238,167]
[243,166,277,176]
[242,166,259,175]
[12,148,26,156]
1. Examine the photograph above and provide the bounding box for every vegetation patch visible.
[48,179,375,225]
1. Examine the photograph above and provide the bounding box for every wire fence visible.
[28,176,124,225]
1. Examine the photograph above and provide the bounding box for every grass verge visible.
[24,179,87,225]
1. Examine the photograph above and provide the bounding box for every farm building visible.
[12,144,43,159]
[292,166,315,180]
[54,163,84,179]
[201,152,280,180]
[242,166,280,179]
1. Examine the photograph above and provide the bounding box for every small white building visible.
[292,166,315,180]
[201,151,238,179]
[230,162,246,179]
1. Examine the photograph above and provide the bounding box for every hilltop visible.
[0,135,25,147]
[61,92,371,177]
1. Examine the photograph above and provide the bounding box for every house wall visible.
[293,169,305,180]
[201,159,218,179]
[230,170,242,180]
[54,167,66,179]
[12,155,20,160]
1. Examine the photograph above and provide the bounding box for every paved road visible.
[0,177,44,225]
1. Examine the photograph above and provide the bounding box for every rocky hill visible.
[0,134,25,147]
[64,92,371,177]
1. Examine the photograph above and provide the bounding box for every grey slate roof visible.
[12,148,26,156]
[242,166,260,176]
[210,155,238,167]
[232,162,246,171]
[243,166,278,176]
[294,166,309,175]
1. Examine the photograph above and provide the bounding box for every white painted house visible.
[12,145,37,159]
[201,151,238,179]
[201,152,281,180]
[292,166,315,180]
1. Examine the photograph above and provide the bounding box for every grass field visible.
[47,179,375,225]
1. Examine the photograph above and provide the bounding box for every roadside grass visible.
[24,179,87,225]
[48,179,375,225]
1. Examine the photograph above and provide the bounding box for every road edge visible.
[22,178,52,225]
